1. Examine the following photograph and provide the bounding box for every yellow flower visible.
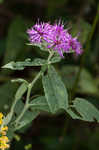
[0,131,6,136]
[0,144,9,150]
[0,121,3,126]
[0,113,3,119]
[0,113,10,150]
[0,136,9,150]
[0,126,8,136]
[0,113,3,126]
[1,127,8,132]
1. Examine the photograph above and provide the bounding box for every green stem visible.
[71,4,99,100]
[14,51,54,126]
[14,104,28,125]
[14,71,42,124]
[47,51,54,62]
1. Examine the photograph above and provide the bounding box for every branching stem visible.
[14,51,54,127]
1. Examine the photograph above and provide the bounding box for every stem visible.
[47,51,54,62]
[14,71,42,124]
[71,4,99,100]
[14,51,54,126]
[31,71,42,89]
[14,104,28,125]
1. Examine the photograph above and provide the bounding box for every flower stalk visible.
[14,51,54,127]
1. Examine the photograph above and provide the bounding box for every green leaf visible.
[11,78,28,84]
[42,65,68,113]
[50,56,61,63]
[14,100,24,116]
[14,100,39,130]
[7,126,14,140]
[59,65,77,89]
[3,112,13,126]
[15,83,28,100]
[72,98,99,122]
[15,110,40,130]
[2,58,47,70]
[30,96,50,112]
[2,56,61,70]
[66,108,80,120]
[3,83,28,125]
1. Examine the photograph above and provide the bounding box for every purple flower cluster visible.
[27,21,83,57]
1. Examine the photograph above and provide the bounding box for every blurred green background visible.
[0,0,99,149]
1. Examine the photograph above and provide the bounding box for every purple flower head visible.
[70,37,83,54]
[27,22,52,44]
[66,34,83,55]
[47,22,70,57]
[27,21,83,58]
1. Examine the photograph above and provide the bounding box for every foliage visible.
[0,0,99,150]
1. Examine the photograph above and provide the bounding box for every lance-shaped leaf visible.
[3,83,28,125]
[11,78,28,84]
[14,100,40,130]
[15,110,40,130]
[66,108,81,120]
[50,56,61,64]
[42,65,68,113]
[2,58,47,70]
[72,98,99,122]
[2,57,61,70]
[15,82,28,100]
[29,96,50,113]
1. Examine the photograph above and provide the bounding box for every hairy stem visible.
[14,51,54,126]
[14,71,42,124]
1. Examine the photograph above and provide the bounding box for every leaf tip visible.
[2,61,15,69]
